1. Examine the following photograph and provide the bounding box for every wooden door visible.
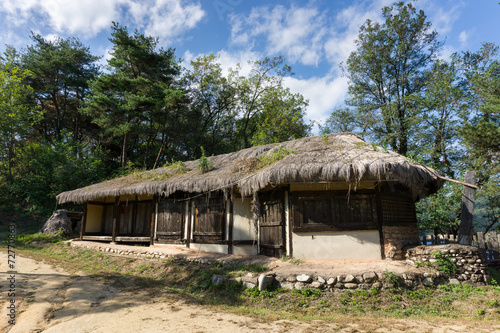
[193,197,225,243]
[259,190,286,257]
[156,200,184,243]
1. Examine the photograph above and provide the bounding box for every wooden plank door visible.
[259,190,286,258]
[156,200,184,243]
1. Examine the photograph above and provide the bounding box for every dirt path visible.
[1,253,499,333]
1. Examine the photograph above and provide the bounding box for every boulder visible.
[258,274,275,291]
[41,210,73,236]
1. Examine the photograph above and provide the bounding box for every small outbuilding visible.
[56,133,444,260]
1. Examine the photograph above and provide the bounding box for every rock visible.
[279,282,294,290]
[258,274,275,291]
[275,275,285,282]
[326,277,337,285]
[449,278,460,285]
[317,276,326,283]
[294,282,307,290]
[362,272,377,283]
[243,281,256,289]
[344,275,356,283]
[422,277,434,286]
[344,283,358,290]
[286,275,297,282]
[41,210,73,236]
[296,274,312,283]
[212,274,226,286]
[311,281,323,289]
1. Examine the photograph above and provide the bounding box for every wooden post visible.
[80,203,88,240]
[375,192,385,259]
[227,199,233,255]
[186,200,192,248]
[150,195,157,246]
[458,171,477,245]
[111,196,119,244]
[131,195,138,236]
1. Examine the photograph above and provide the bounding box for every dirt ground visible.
[1,245,500,332]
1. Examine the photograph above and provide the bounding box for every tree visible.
[414,60,464,177]
[22,34,99,144]
[0,55,38,183]
[456,43,500,232]
[343,1,442,155]
[250,86,310,145]
[184,54,238,156]
[84,23,182,168]
[232,56,298,149]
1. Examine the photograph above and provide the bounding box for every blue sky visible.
[1,0,499,128]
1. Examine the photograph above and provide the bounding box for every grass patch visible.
[4,241,500,324]
[255,146,294,170]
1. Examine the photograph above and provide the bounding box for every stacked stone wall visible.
[405,244,491,285]
[382,225,420,260]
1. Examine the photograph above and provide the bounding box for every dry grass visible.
[57,133,444,204]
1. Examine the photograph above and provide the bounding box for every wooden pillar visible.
[285,189,293,258]
[375,191,386,259]
[227,199,233,255]
[458,171,477,245]
[186,200,191,248]
[80,203,88,240]
[150,195,158,246]
[131,195,138,236]
[111,196,119,244]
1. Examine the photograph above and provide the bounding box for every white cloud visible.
[1,0,122,37]
[230,4,326,66]
[284,75,349,126]
[181,49,261,77]
[0,0,205,41]
[128,0,205,44]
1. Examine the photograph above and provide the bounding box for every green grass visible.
[4,239,500,324]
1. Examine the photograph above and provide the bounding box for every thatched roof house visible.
[58,133,444,260]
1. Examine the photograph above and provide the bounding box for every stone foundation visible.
[405,244,491,285]
[382,225,420,260]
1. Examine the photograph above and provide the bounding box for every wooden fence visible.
[420,232,500,262]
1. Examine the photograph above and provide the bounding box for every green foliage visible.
[417,183,462,235]
[343,1,442,155]
[432,251,458,275]
[15,230,66,246]
[255,146,294,170]
[196,147,214,173]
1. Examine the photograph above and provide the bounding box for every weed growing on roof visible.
[255,145,294,169]
[197,147,214,173]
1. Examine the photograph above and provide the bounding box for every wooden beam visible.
[458,171,477,245]
[111,196,119,244]
[80,203,88,240]
[437,175,481,190]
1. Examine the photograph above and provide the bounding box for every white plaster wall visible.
[85,204,103,232]
[292,231,382,260]
[233,245,258,256]
[189,243,228,254]
[233,198,256,241]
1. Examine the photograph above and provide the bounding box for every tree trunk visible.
[121,132,128,168]
[457,171,477,245]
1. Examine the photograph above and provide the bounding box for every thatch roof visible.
[56,133,444,204]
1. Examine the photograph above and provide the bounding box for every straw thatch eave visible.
[56,133,444,204]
